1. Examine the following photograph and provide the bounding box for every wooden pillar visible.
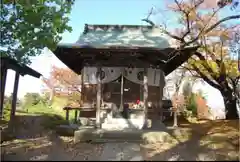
[119,74,124,111]
[74,110,78,123]
[159,71,164,122]
[10,72,20,120]
[96,67,102,128]
[143,68,148,127]
[0,67,7,118]
[173,109,178,127]
[80,68,84,105]
[66,109,69,121]
[140,85,143,101]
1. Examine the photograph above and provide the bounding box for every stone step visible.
[74,127,177,144]
[74,129,143,143]
[103,118,144,126]
[92,138,142,143]
[101,124,141,130]
[101,123,138,130]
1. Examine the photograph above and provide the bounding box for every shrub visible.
[23,93,42,107]
[41,114,69,129]
[186,93,198,116]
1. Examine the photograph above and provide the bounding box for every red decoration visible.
[136,99,140,104]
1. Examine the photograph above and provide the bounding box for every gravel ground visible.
[141,126,239,161]
[1,135,104,161]
[1,116,104,161]
[1,116,238,161]
[99,142,143,161]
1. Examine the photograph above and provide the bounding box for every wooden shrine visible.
[54,24,198,129]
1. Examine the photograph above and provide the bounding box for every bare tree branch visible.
[142,7,155,26]
[182,14,240,47]
[142,19,155,26]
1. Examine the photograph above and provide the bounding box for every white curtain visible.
[123,68,165,87]
[82,67,122,84]
[82,67,166,87]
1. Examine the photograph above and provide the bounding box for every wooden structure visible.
[0,57,41,120]
[54,24,198,129]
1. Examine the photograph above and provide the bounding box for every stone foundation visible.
[73,124,171,144]
[101,108,145,130]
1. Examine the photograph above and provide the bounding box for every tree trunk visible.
[221,91,239,119]
[48,88,54,106]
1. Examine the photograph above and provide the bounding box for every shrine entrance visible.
[53,24,199,129]
[101,74,142,119]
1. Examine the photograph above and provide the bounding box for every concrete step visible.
[101,123,136,130]
[74,129,143,143]
[74,127,177,144]
[103,118,144,124]
[102,118,144,130]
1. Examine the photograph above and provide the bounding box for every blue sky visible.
[4,0,239,98]
[60,0,172,43]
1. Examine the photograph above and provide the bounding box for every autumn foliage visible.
[42,66,82,107]
[152,0,240,119]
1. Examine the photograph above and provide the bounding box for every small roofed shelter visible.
[0,57,42,120]
[54,24,198,129]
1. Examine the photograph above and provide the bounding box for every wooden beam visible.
[0,66,7,118]
[10,72,20,120]
[143,68,148,128]
[83,58,151,68]
[1,57,41,78]
[96,66,102,128]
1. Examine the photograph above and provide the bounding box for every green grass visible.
[23,100,79,132]
[51,96,68,110]
[0,97,82,142]
[1,97,77,128]
[24,102,64,116]
[23,98,76,120]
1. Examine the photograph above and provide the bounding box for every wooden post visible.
[81,68,85,105]
[74,110,78,123]
[119,74,124,111]
[159,70,164,122]
[143,68,148,128]
[10,72,20,120]
[96,67,102,128]
[173,110,178,127]
[0,67,7,118]
[140,85,143,101]
[66,109,69,121]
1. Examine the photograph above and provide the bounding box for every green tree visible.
[23,92,42,107]
[0,0,74,64]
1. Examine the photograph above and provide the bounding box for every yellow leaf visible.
[189,9,197,21]
[220,31,231,41]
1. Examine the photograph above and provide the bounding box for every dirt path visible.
[100,142,143,161]
[1,115,143,161]
[1,115,104,161]
[1,115,239,161]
